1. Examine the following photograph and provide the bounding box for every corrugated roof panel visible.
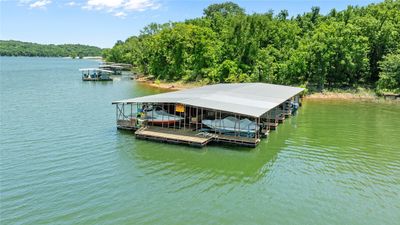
[180,98,267,117]
[112,83,303,117]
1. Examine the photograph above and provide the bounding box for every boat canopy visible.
[202,116,259,133]
[113,83,304,118]
[99,65,123,69]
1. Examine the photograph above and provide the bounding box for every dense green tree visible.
[144,24,221,81]
[103,0,400,92]
[203,2,245,18]
[377,51,400,93]
[347,0,400,82]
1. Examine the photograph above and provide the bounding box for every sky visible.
[0,0,382,48]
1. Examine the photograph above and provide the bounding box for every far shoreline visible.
[0,55,103,60]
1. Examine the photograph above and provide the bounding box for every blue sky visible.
[0,0,381,48]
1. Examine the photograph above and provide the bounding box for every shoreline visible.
[303,91,377,100]
[135,77,203,90]
[134,78,399,101]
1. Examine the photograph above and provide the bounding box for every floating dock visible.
[112,83,303,147]
[135,126,213,147]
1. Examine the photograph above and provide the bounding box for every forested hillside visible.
[0,40,102,58]
[104,0,400,93]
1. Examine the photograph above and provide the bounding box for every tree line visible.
[0,40,102,58]
[104,0,400,94]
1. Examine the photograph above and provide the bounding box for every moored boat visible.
[202,116,259,136]
[143,108,183,125]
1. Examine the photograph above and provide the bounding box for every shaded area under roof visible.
[113,83,304,117]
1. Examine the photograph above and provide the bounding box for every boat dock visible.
[80,68,113,81]
[100,62,132,71]
[99,65,123,75]
[112,83,303,147]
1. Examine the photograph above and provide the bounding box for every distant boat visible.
[79,68,113,81]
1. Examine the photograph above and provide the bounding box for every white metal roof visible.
[79,68,114,73]
[99,65,124,68]
[113,83,304,117]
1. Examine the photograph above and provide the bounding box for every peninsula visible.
[0,40,102,58]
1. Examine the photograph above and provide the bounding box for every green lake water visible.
[1,57,400,224]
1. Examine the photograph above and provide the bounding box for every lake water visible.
[1,57,399,225]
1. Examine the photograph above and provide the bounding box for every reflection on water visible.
[1,57,400,225]
[116,117,296,186]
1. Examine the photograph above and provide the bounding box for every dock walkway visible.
[134,126,259,147]
[135,127,213,147]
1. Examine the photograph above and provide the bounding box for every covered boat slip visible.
[80,68,113,81]
[100,62,132,70]
[99,65,123,75]
[112,83,303,147]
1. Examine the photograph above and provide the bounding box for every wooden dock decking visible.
[266,122,278,130]
[215,134,260,147]
[117,119,137,130]
[135,127,213,147]
[134,126,259,147]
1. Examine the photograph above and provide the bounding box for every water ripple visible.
[1,57,400,225]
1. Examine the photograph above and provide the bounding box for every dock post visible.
[166,103,169,128]
[183,104,186,130]
[187,105,190,130]
[254,117,257,141]
[196,107,198,131]
[162,103,164,128]
[130,103,133,127]
[115,104,118,122]
[238,115,241,137]
[219,111,222,136]
[201,108,203,130]
[214,110,217,136]
[234,114,237,137]
[122,103,125,121]
[258,117,260,140]
[173,104,176,130]
[151,104,154,127]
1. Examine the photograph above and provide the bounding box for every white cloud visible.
[16,0,160,17]
[114,11,127,18]
[83,0,161,17]
[84,0,124,10]
[29,0,51,9]
[124,0,160,11]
